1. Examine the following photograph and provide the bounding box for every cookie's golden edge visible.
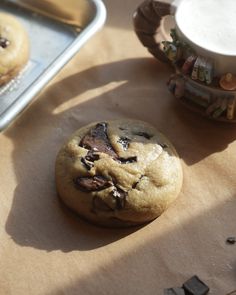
[55,120,183,228]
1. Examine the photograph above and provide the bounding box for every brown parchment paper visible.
[1,1,236,294]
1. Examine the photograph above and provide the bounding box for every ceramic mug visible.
[133,0,236,122]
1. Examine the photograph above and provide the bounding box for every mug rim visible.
[175,0,236,57]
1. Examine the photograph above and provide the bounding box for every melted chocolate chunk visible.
[92,196,113,212]
[81,151,100,171]
[111,187,127,210]
[132,175,144,189]
[133,131,153,140]
[74,176,112,192]
[80,123,137,164]
[159,142,168,149]
[117,156,137,164]
[132,182,138,189]
[77,123,136,204]
[226,237,236,244]
[81,157,93,171]
[0,37,10,48]
[85,150,100,162]
[79,122,117,158]
[117,137,130,150]
[183,276,209,295]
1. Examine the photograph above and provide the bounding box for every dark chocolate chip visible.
[81,151,100,170]
[132,181,138,189]
[132,175,144,189]
[226,237,236,244]
[133,131,153,139]
[183,276,209,295]
[79,122,117,158]
[164,287,185,295]
[74,176,112,192]
[92,196,113,212]
[85,150,100,162]
[117,137,130,150]
[111,187,127,210]
[117,156,137,164]
[81,157,93,170]
[0,37,10,48]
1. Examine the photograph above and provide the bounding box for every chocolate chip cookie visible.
[0,12,30,86]
[55,120,183,227]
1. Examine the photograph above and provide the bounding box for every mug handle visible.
[133,0,174,62]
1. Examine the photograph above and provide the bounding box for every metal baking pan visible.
[0,0,106,131]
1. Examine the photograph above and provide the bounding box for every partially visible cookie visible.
[55,119,183,227]
[0,12,30,86]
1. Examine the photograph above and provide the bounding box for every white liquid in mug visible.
[176,0,236,55]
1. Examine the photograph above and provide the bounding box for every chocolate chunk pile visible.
[164,276,209,295]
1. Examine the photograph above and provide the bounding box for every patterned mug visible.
[133,0,236,122]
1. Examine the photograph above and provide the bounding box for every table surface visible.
[1,1,236,294]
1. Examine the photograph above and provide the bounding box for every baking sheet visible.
[0,0,106,131]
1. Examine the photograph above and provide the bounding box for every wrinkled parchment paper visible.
[1,1,236,294]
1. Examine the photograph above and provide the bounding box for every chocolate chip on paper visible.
[182,275,209,295]
[226,237,236,245]
[85,150,100,162]
[92,196,113,212]
[164,287,185,295]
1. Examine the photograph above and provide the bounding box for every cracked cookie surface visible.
[55,119,183,227]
